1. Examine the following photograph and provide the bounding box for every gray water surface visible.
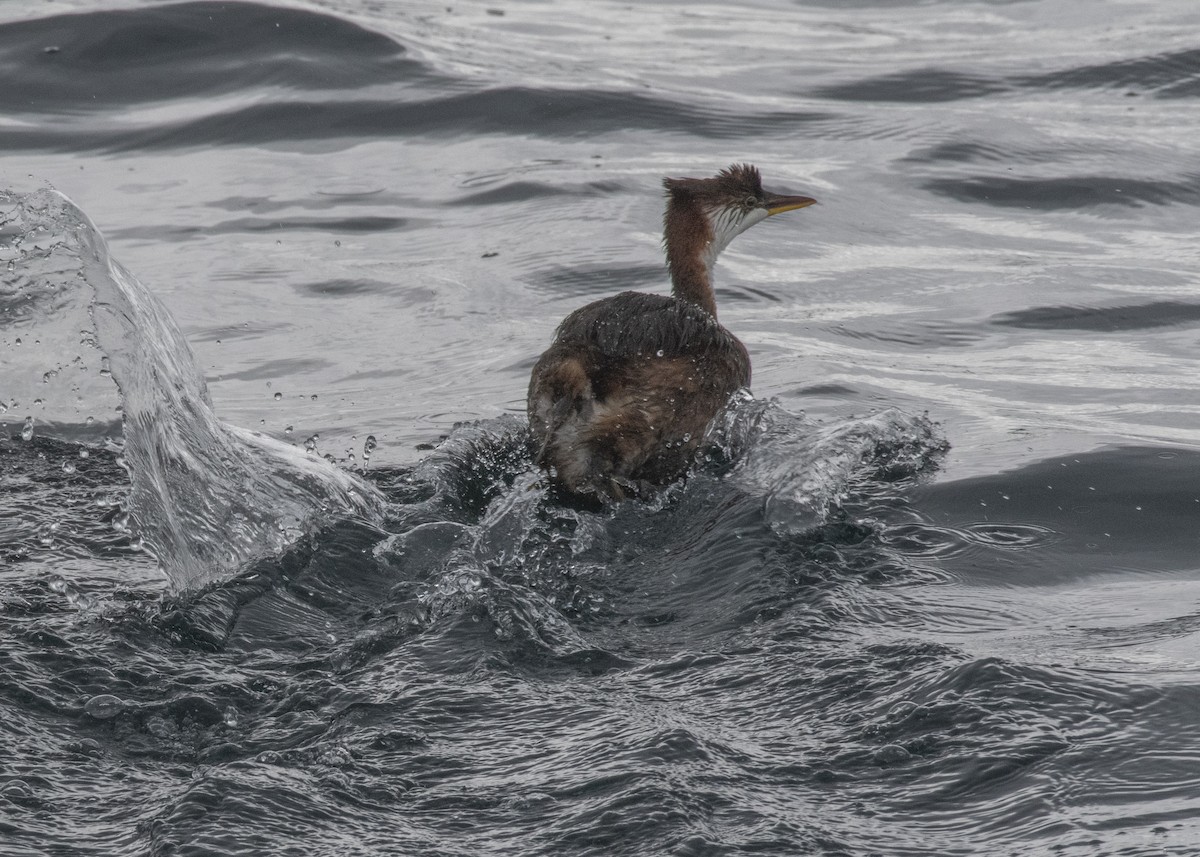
[3,1,1200,855]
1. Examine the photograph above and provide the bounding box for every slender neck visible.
[664,198,718,317]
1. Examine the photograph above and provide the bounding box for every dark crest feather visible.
[662,163,764,202]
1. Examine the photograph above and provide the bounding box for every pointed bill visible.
[765,193,817,216]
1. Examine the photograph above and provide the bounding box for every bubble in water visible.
[886,700,919,721]
[36,522,58,546]
[318,743,352,766]
[21,416,34,441]
[656,349,664,357]
[79,449,89,459]
[61,460,76,474]
[85,415,95,426]
[873,744,911,765]
[0,780,32,801]
[363,434,377,464]
[84,694,124,720]
[273,392,282,401]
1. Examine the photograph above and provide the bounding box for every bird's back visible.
[527,291,749,500]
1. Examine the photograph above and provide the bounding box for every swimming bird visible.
[527,163,816,502]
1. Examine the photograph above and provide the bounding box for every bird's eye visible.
[743,195,758,208]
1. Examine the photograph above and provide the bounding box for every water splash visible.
[710,394,948,536]
[0,186,944,594]
[361,401,946,650]
[1,187,384,590]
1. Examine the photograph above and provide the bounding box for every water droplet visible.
[32,398,43,408]
[656,349,664,357]
[61,460,76,474]
[21,416,34,441]
[85,416,95,426]
[42,370,57,383]
[304,434,319,453]
[84,694,124,720]
[14,337,22,346]
[112,511,130,533]
[310,394,318,401]
[78,449,89,459]
[273,392,282,401]
[284,425,293,435]
[98,356,111,377]
[363,434,377,462]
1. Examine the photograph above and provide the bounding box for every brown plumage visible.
[528,164,816,502]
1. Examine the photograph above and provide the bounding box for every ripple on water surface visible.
[0,1,432,112]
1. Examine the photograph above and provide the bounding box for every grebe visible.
[528,163,816,501]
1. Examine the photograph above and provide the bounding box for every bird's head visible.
[663,163,816,262]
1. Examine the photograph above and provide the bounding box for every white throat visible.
[701,206,770,278]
